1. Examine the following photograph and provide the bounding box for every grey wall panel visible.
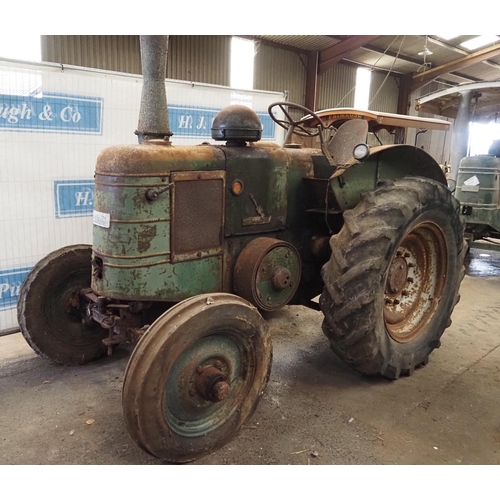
[367,72,400,145]
[41,36,230,86]
[318,63,357,109]
[369,72,399,113]
[41,36,142,74]
[254,42,305,106]
[167,36,230,86]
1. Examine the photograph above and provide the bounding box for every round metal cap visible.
[211,105,263,142]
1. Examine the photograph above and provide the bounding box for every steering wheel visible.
[268,102,325,137]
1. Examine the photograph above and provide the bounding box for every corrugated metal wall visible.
[41,36,142,74]
[367,72,400,145]
[369,72,399,113]
[253,41,304,105]
[318,63,357,109]
[167,36,230,86]
[41,36,230,86]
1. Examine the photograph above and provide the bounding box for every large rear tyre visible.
[122,293,272,463]
[320,177,466,379]
[17,245,108,365]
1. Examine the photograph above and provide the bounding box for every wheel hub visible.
[194,365,231,402]
[383,223,447,344]
[271,266,292,291]
[387,256,408,295]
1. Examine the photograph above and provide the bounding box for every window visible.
[230,37,254,90]
[461,35,500,51]
[0,34,41,61]
[354,67,371,110]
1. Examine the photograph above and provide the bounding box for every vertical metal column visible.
[450,90,473,180]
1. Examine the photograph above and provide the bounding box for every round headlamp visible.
[353,143,370,160]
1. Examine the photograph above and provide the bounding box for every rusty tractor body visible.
[17,36,466,463]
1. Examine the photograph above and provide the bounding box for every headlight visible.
[353,143,370,160]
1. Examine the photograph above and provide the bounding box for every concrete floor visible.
[1,247,500,465]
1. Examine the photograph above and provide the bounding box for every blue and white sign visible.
[54,180,94,218]
[0,267,32,311]
[168,105,276,140]
[0,93,103,134]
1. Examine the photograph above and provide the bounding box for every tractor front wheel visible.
[320,177,466,379]
[122,293,272,463]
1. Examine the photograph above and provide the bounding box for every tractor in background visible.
[455,139,500,245]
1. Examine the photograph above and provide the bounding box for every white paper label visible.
[93,210,110,228]
[461,184,480,193]
[464,175,480,186]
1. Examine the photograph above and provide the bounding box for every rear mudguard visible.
[329,144,447,211]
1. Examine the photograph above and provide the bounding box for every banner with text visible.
[0,59,285,332]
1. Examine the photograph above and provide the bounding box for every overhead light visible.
[461,35,500,50]
[418,47,433,56]
[435,34,460,41]
[418,35,433,56]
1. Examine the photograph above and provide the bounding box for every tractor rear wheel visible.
[122,293,272,463]
[17,244,108,365]
[320,177,466,379]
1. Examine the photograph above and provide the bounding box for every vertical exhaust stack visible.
[135,35,173,144]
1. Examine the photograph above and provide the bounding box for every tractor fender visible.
[330,144,447,211]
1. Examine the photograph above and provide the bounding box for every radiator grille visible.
[171,171,225,262]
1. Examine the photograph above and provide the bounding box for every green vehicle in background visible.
[455,140,500,245]
[415,81,500,248]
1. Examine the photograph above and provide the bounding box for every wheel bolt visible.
[404,252,411,258]
[385,298,393,305]
[393,299,400,305]
[407,277,414,283]
[402,290,409,296]
[396,251,402,257]
[408,263,415,268]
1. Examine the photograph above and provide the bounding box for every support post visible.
[450,90,473,180]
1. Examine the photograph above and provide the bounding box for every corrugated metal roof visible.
[252,35,339,52]
[249,35,500,86]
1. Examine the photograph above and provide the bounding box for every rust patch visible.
[137,225,157,253]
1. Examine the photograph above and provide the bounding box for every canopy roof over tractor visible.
[301,107,451,133]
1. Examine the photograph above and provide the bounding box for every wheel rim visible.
[47,270,103,347]
[384,222,448,343]
[163,330,255,438]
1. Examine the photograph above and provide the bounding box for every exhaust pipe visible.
[135,35,173,144]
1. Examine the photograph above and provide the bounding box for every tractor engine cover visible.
[234,237,301,311]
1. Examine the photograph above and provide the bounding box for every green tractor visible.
[17,36,466,463]
[455,139,500,245]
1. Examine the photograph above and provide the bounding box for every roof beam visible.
[318,35,379,74]
[411,44,500,92]
[427,36,500,71]
[305,51,319,111]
